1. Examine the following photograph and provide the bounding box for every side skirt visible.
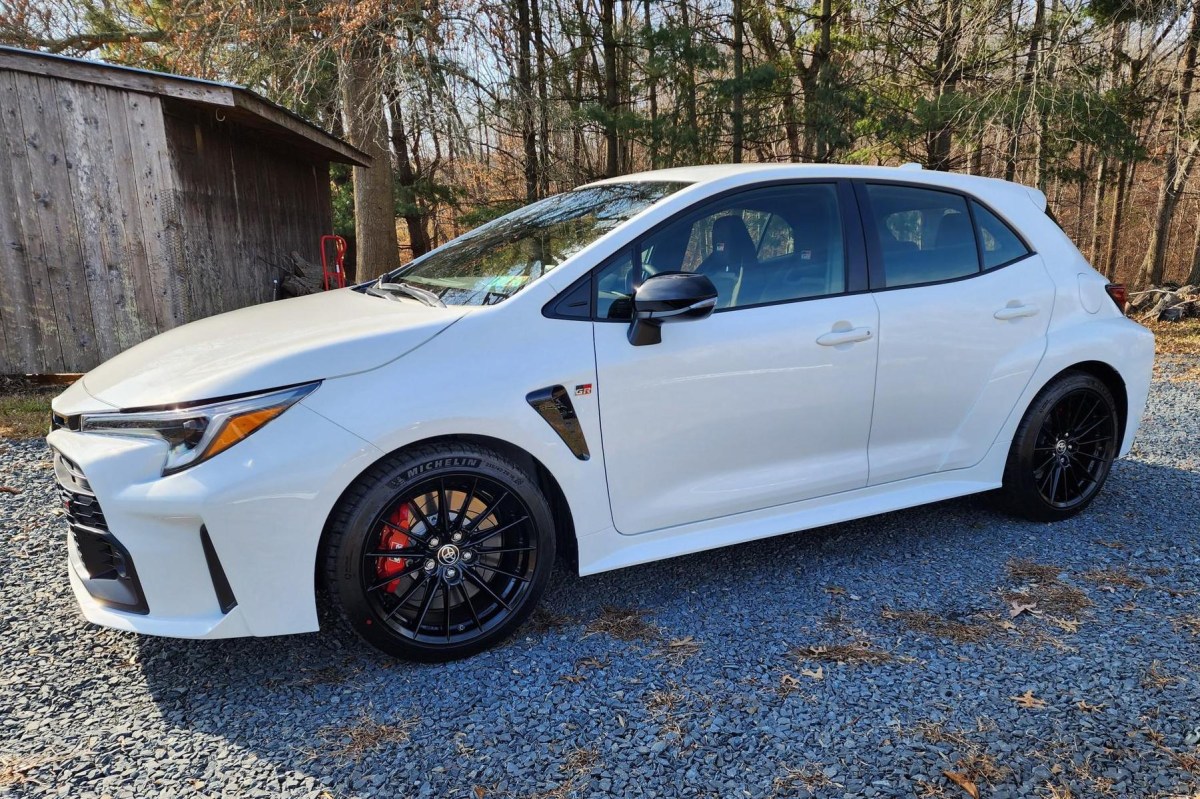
[576,470,1001,576]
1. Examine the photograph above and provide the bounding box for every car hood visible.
[82,289,465,409]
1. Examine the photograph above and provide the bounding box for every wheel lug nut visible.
[424,559,436,571]
[446,568,457,578]
[462,551,473,561]
[429,538,440,547]
[451,533,462,543]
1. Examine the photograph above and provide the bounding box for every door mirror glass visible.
[628,272,717,346]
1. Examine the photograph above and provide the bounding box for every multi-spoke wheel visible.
[997,371,1120,522]
[324,443,556,661]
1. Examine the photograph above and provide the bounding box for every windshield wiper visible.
[371,280,447,308]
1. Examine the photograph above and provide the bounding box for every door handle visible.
[994,304,1039,320]
[816,327,873,346]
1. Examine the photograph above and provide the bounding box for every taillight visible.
[1105,283,1128,314]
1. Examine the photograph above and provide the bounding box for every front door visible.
[592,182,880,535]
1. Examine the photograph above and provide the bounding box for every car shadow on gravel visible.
[132,456,1200,797]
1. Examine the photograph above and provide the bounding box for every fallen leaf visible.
[1009,600,1037,618]
[1046,616,1081,633]
[800,666,824,681]
[1077,699,1106,712]
[824,585,847,597]
[1011,689,1047,709]
[943,769,980,799]
[474,787,486,799]
[998,619,1017,631]
[780,674,800,689]
[0,486,21,494]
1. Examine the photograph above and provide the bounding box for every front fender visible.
[301,304,612,545]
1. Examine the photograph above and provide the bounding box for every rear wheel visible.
[997,371,1120,522]
[323,443,556,661]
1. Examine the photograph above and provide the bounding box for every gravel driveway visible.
[3,360,1199,799]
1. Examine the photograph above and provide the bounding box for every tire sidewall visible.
[1005,372,1119,521]
[328,445,556,661]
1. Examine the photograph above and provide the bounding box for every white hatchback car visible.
[49,164,1154,660]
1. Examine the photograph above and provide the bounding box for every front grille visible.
[53,451,148,615]
[60,486,107,532]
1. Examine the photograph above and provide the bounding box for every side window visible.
[595,248,636,320]
[864,184,979,288]
[595,183,845,318]
[972,201,1030,269]
[756,214,794,260]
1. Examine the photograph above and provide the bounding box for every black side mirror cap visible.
[627,272,718,346]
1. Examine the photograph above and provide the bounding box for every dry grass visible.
[560,746,599,773]
[527,606,575,634]
[1080,568,1146,590]
[882,607,994,644]
[1002,579,1093,616]
[655,635,702,664]
[1143,660,1185,690]
[0,379,57,440]
[770,765,839,797]
[908,720,1010,791]
[791,641,892,665]
[1146,318,1200,357]
[1007,558,1064,583]
[317,712,416,762]
[583,606,660,642]
[1173,615,1200,636]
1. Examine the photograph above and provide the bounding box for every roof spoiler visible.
[1026,187,1048,212]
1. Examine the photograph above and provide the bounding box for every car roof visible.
[583,163,1046,211]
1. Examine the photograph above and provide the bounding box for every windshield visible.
[380,181,690,306]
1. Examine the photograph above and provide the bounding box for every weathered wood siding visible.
[163,103,331,319]
[0,71,334,375]
[0,72,186,374]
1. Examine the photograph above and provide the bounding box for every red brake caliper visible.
[375,504,412,593]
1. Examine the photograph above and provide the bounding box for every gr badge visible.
[574,383,593,396]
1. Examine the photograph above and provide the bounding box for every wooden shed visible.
[0,46,369,375]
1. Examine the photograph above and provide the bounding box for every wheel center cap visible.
[437,544,461,566]
[1055,440,1068,454]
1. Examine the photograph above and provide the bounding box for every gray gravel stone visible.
[2,360,1200,797]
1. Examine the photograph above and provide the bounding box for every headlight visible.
[79,383,319,474]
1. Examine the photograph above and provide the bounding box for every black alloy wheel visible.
[324,443,556,661]
[998,371,1120,522]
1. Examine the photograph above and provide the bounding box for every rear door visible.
[856,182,1055,485]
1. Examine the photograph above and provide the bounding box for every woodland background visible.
[4,0,1200,288]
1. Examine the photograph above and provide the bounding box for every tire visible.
[996,371,1120,523]
[323,442,556,662]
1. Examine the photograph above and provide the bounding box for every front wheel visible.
[323,443,556,661]
[997,371,1120,522]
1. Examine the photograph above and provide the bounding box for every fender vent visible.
[526,386,590,461]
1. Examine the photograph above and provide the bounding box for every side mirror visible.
[627,272,718,346]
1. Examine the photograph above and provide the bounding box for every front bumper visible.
[48,401,381,639]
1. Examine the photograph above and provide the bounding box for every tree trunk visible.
[516,0,538,201]
[1188,203,1200,284]
[1089,157,1108,263]
[643,0,660,167]
[731,0,745,163]
[340,42,399,280]
[1006,0,1044,182]
[387,92,432,257]
[747,2,800,161]
[927,0,962,170]
[532,0,551,195]
[601,0,620,176]
[1138,0,1200,287]
[1103,159,1130,280]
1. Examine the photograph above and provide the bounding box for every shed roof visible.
[0,45,370,167]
